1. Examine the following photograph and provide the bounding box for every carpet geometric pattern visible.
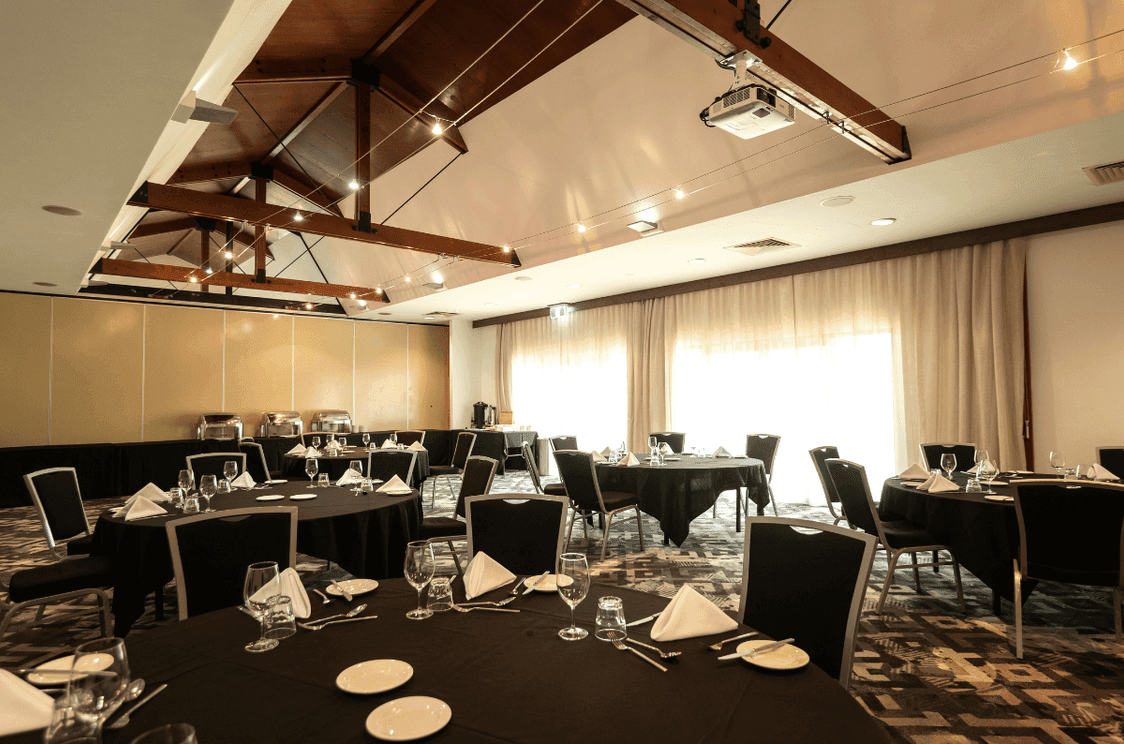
[3,472,1123,743]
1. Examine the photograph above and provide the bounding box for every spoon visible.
[298,604,367,630]
[623,638,681,659]
[107,682,166,730]
[312,588,331,605]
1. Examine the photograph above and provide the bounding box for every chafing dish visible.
[310,410,352,434]
[197,413,243,440]
[259,411,303,438]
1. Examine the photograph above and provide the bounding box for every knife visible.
[330,579,353,602]
[523,570,550,595]
[718,637,795,661]
[625,612,662,628]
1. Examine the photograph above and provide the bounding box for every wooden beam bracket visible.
[349,60,381,88]
[735,0,767,47]
[250,163,274,180]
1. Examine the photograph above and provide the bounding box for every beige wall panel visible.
[407,325,450,429]
[0,294,52,446]
[144,305,224,441]
[355,322,408,430]
[225,312,294,431]
[294,316,354,426]
[52,298,144,444]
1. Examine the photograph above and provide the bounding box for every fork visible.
[611,637,667,671]
[623,638,681,659]
[298,615,379,631]
[449,602,520,614]
[708,631,758,651]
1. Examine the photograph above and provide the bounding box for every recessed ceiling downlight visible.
[819,196,854,208]
[42,205,82,216]
[514,275,533,282]
[871,218,896,226]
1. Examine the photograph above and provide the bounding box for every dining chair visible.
[825,458,965,614]
[395,430,426,448]
[553,450,645,561]
[239,441,273,483]
[366,450,418,488]
[419,456,499,575]
[427,432,477,506]
[809,446,847,525]
[465,494,570,575]
[714,433,780,518]
[650,432,686,454]
[1010,479,1124,658]
[23,467,96,559]
[165,506,298,620]
[186,452,247,482]
[918,442,977,472]
[738,517,876,689]
[522,441,567,497]
[1096,446,1124,479]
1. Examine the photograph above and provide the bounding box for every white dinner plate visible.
[366,696,451,741]
[337,659,413,695]
[326,579,379,597]
[27,653,114,686]
[735,639,810,671]
[256,495,285,502]
[290,494,317,501]
[266,479,288,485]
[523,574,573,593]
[984,494,1014,502]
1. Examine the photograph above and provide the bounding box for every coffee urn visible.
[472,401,487,429]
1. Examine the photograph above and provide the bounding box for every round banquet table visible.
[91,481,421,636]
[10,580,890,744]
[282,447,429,485]
[595,455,769,545]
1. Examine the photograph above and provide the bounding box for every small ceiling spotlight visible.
[548,303,573,320]
[189,276,199,283]
[348,179,360,190]
[223,250,233,259]
[870,218,896,226]
[305,302,314,310]
[502,245,511,253]
[349,292,356,299]
[293,212,304,222]
[423,315,436,320]
[431,120,443,135]
[1062,49,1078,70]
[404,276,412,282]
[576,224,587,233]
[375,287,382,294]
[627,220,662,236]
[358,300,367,307]
[673,188,686,199]
[819,195,854,207]
[205,267,213,275]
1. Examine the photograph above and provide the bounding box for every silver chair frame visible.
[0,582,111,644]
[366,450,419,488]
[429,432,477,506]
[809,446,847,526]
[186,452,248,481]
[395,430,426,447]
[23,467,94,561]
[428,456,498,576]
[240,441,274,484]
[557,451,645,561]
[738,517,876,688]
[918,442,977,471]
[465,493,571,569]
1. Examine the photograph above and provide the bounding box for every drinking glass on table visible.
[648,435,658,460]
[940,453,957,479]
[349,460,364,492]
[244,561,281,652]
[223,460,238,489]
[127,724,197,744]
[1049,451,1066,475]
[978,459,999,494]
[362,433,371,448]
[311,435,321,451]
[557,552,590,641]
[178,468,194,495]
[973,449,989,481]
[67,637,131,739]
[404,541,435,620]
[1077,464,1095,481]
[305,458,319,485]
[327,433,335,446]
[317,473,330,488]
[199,475,217,513]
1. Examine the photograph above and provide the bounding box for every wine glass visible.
[68,637,131,738]
[362,433,371,448]
[223,460,238,489]
[1049,451,1066,475]
[391,432,399,449]
[978,459,999,494]
[349,460,364,492]
[305,458,319,486]
[940,453,957,479]
[327,433,335,446]
[648,435,658,460]
[243,561,281,652]
[557,552,590,641]
[311,435,321,451]
[178,468,194,494]
[199,475,217,513]
[404,541,435,620]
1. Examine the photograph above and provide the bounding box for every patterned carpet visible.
[3,473,1123,743]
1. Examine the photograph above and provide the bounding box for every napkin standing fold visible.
[121,482,171,510]
[407,441,426,452]
[712,446,730,457]
[304,449,320,459]
[650,585,737,642]
[0,670,54,736]
[285,444,306,457]
[231,472,256,489]
[462,552,516,599]
[600,447,613,457]
[381,439,396,449]
[281,567,311,619]
[1092,463,1119,481]
[124,496,167,521]
[917,473,957,493]
[898,462,931,480]
[658,442,674,455]
[592,451,607,463]
[616,453,640,467]
[376,474,412,494]
[337,469,362,486]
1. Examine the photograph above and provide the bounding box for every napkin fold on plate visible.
[0,669,54,736]
[650,585,737,642]
[248,567,311,619]
[592,451,607,463]
[303,449,320,459]
[1092,463,1120,481]
[376,474,412,494]
[381,439,396,449]
[285,444,306,457]
[407,441,426,452]
[123,496,167,521]
[231,472,256,489]
[462,551,516,600]
[712,446,730,457]
[658,442,674,455]
[917,473,958,493]
[616,453,640,467]
[897,462,930,480]
[337,469,362,486]
[600,447,613,457]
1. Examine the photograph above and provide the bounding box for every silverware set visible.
[708,631,759,651]
[297,604,369,630]
[611,637,667,672]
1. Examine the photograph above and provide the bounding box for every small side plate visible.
[256,495,285,502]
[367,696,451,741]
[337,659,413,695]
[27,654,114,686]
[984,494,1014,502]
[290,494,317,501]
[326,578,379,596]
[735,639,809,671]
[523,574,573,593]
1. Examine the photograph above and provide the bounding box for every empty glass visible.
[244,561,281,652]
[44,691,98,744]
[349,460,364,492]
[326,433,335,446]
[317,473,330,488]
[263,595,297,641]
[648,435,658,460]
[199,475,217,513]
[428,576,453,612]
[940,453,957,479]
[595,595,626,641]
[362,433,371,448]
[311,435,321,450]
[1049,451,1066,475]
[68,637,131,740]
[223,460,238,489]
[169,487,185,509]
[127,724,197,744]
[178,469,194,494]
[978,459,999,494]
[1077,464,1096,481]
[558,553,590,641]
[305,458,319,485]
[404,541,435,620]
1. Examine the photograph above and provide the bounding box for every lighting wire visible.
[766,0,793,30]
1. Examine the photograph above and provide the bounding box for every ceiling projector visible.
[701,51,795,139]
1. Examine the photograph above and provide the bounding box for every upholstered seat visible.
[7,556,113,603]
[418,516,465,540]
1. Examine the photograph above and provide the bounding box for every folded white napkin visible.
[231,472,256,488]
[965,462,981,475]
[407,441,426,452]
[124,496,167,521]
[592,451,607,463]
[304,449,320,459]
[462,552,516,600]
[600,447,613,457]
[376,474,412,494]
[286,444,306,456]
[325,441,342,453]
[898,462,931,479]
[377,438,392,449]
[658,442,674,455]
[650,585,737,642]
[616,453,640,467]
[917,473,958,493]
[712,446,731,457]
[0,669,54,736]
[122,482,170,510]
[248,567,310,619]
[337,469,362,486]
[1092,463,1119,481]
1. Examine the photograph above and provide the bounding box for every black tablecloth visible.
[282,448,430,485]
[6,580,888,744]
[596,456,769,546]
[91,482,421,635]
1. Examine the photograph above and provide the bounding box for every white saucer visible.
[984,494,1014,502]
[366,696,451,741]
[337,660,413,694]
[735,639,810,671]
[267,479,288,485]
[327,578,379,597]
[523,574,573,593]
[27,653,114,686]
[256,495,285,502]
[290,494,317,501]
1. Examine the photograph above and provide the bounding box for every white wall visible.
[1027,222,1124,469]
[449,319,497,429]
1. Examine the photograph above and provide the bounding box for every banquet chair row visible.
[522,441,567,498]
[418,455,498,575]
[427,432,477,507]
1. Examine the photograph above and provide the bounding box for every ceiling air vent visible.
[425,311,459,318]
[722,238,799,257]
[1083,159,1124,186]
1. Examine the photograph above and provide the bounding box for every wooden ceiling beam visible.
[616,0,908,163]
[127,181,519,266]
[125,214,274,259]
[363,0,439,60]
[167,161,254,185]
[268,162,345,218]
[93,258,391,302]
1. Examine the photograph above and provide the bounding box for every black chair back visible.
[825,459,881,537]
[549,436,578,453]
[1097,447,1124,479]
[367,451,418,487]
[23,468,91,553]
[746,434,781,476]
[1012,480,1124,585]
[650,432,686,453]
[466,494,569,574]
[738,518,876,687]
[396,430,425,447]
[809,446,841,504]
[919,443,976,472]
[186,453,247,482]
[553,451,603,513]
[522,442,544,494]
[165,507,297,619]
[453,456,498,519]
[239,442,271,483]
[451,432,477,469]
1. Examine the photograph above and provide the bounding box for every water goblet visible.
[972,448,989,484]
[362,433,371,448]
[68,637,131,739]
[558,552,590,641]
[327,433,335,446]
[311,435,321,450]
[305,458,319,486]
[404,541,435,620]
[1049,451,1066,475]
[199,475,217,513]
[349,460,364,492]
[940,453,957,479]
[978,459,999,494]
[648,435,658,460]
[178,468,194,495]
[223,460,238,490]
[243,561,281,652]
